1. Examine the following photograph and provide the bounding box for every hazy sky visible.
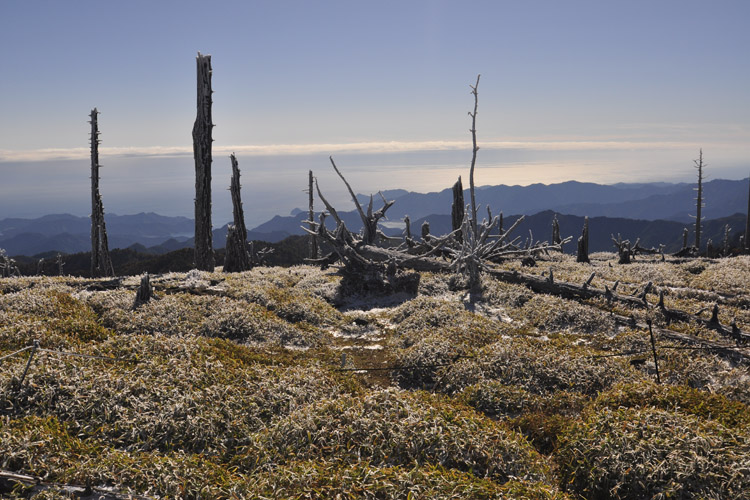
[1,0,748,227]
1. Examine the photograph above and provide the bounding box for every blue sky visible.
[1,0,748,226]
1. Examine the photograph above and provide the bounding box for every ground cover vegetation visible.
[0,252,748,499]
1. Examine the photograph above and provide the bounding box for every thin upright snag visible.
[224,153,252,272]
[89,108,114,278]
[468,74,481,238]
[193,52,215,271]
[692,149,705,251]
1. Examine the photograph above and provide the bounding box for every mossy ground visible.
[0,257,748,499]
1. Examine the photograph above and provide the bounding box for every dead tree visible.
[89,108,114,278]
[223,154,252,272]
[329,156,395,245]
[612,233,632,264]
[691,149,705,251]
[451,176,465,243]
[193,52,215,271]
[722,224,731,257]
[133,273,153,309]
[304,76,567,294]
[745,176,750,253]
[552,215,561,246]
[307,170,319,259]
[468,75,481,237]
[576,217,590,263]
[1,249,20,278]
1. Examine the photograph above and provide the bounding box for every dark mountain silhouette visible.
[1,179,747,257]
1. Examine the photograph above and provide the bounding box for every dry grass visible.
[0,256,748,498]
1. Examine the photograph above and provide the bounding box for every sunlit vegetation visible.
[1,255,748,498]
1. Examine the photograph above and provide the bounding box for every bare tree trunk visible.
[451,176,465,243]
[133,273,153,309]
[552,215,561,245]
[308,170,319,259]
[693,149,705,251]
[89,108,114,278]
[576,216,590,263]
[223,153,251,272]
[468,75,480,238]
[193,52,215,271]
[745,175,750,252]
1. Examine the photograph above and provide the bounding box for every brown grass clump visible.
[557,407,750,499]
[238,388,551,485]
[246,460,571,500]
[518,294,616,334]
[0,288,112,350]
[0,334,347,457]
[590,381,750,429]
[445,337,642,396]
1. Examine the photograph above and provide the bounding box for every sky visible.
[1,0,748,227]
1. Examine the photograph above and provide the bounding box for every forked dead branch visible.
[304,76,569,292]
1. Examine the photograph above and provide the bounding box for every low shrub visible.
[557,407,750,499]
[237,388,551,484]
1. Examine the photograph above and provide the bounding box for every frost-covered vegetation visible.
[1,254,748,499]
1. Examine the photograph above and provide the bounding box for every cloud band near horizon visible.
[0,139,702,163]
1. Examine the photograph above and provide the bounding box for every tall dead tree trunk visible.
[451,176,465,243]
[223,154,251,272]
[193,52,215,271]
[308,170,319,259]
[89,108,114,278]
[576,217,590,263]
[468,75,481,238]
[692,149,705,251]
[745,175,750,253]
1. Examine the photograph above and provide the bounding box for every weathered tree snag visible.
[308,170,319,259]
[223,154,252,272]
[89,109,114,278]
[451,176,465,243]
[552,215,561,246]
[745,176,750,253]
[329,157,395,245]
[612,233,632,264]
[468,75,481,238]
[0,249,20,277]
[722,224,731,257]
[576,217,590,263]
[692,149,705,251]
[133,273,153,309]
[56,253,64,276]
[193,52,215,271]
[421,221,431,241]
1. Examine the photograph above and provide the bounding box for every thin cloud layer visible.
[0,139,695,163]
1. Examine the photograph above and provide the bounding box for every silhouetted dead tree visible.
[307,170,319,259]
[691,149,705,251]
[224,154,252,272]
[89,108,114,278]
[552,215,561,246]
[193,52,215,271]
[745,176,750,253]
[451,176,465,243]
[468,75,480,237]
[576,217,590,263]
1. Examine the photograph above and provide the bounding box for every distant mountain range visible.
[1,178,747,256]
